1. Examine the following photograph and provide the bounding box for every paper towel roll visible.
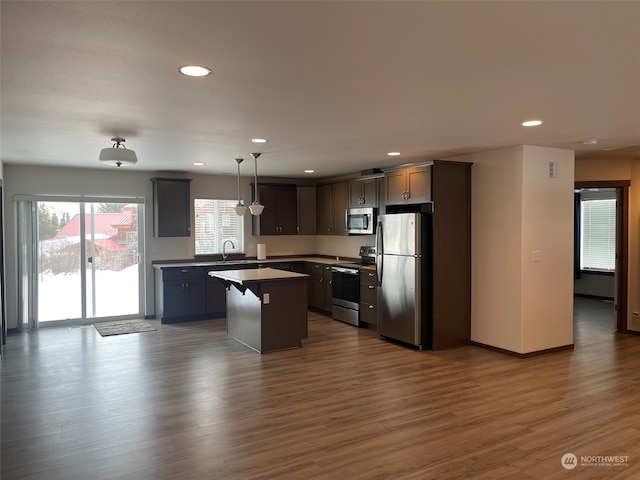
[257,243,267,260]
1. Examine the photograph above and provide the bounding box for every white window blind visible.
[580,197,616,272]
[194,199,244,255]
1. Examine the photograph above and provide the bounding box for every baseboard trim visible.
[471,341,574,358]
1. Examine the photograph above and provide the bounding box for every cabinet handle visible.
[181,269,189,273]
[368,285,375,289]
[368,272,375,277]
[368,305,375,309]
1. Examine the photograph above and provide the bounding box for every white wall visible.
[520,145,574,353]
[457,145,574,354]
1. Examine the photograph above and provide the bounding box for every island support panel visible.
[226,278,308,353]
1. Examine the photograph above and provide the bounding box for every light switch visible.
[532,250,543,262]
[263,293,270,304]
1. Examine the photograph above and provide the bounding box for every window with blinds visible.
[580,196,616,272]
[194,199,244,255]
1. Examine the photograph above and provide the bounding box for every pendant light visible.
[233,158,247,216]
[249,152,264,216]
[99,137,137,167]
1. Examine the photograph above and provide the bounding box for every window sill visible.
[579,269,614,276]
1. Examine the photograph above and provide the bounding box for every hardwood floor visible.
[2,298,640,479]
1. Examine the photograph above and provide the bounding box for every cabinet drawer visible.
[360,303,377,326]
[360,269,377,286]
[360,282,377,304]
[162,267,206,281]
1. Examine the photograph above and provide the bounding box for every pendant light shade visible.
[249,152,264,216]
[99,137,137,167]
[233,158,247,216]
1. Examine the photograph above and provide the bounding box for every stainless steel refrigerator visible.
[375,211,432,349]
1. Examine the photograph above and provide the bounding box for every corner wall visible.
[456,145,574,354]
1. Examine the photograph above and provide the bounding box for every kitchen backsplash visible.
[246,234,373,259]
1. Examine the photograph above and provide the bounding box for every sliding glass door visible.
[17,197,144,328]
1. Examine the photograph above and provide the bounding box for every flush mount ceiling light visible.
[99,137,137,167]
[233,158,247,216]
[178,65,212,77]
[192,162,206,166]
[387,151,401,156]
[521,119,544,127]
[304,169,315,173]
[249,152,264,216]
[251,138,268,144]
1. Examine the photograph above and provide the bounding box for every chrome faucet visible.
[222,240,235,262]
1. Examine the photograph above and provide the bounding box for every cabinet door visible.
[348,180,364,208]
[406,166,431,204]
[152,178,192,237]
[184,279,206,316]
[323,266,333,311]
[332,182,349,236]
[360,178,379,208]
[316,184,333,235]
[385,170,408,205]
[206,277,227,317]
[163,281,187,318]
[254,185,279,235]
[297,186,316,235]
[309,274,325,309]
[277,185,298,234]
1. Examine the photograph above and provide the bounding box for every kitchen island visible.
[209,268,309,353]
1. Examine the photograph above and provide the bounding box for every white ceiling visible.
[1,1,639,179]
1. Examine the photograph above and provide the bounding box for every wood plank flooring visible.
[2,298,640,479]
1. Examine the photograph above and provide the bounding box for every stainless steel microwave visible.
[346,207,377,235]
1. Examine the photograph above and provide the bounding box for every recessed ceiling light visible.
[178,65,212,77]
[387,152,401,156]
[583,138,599,145]
[521,120,543,127]
[304,169,315,173]
[192,162,206,166]
[251,138,268,144]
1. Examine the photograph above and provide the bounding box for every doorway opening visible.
[16,198,145,329]
[574,181,629,337]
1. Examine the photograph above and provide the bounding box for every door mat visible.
[93,320,157,337]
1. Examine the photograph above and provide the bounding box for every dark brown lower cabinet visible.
[359,268,377,326]
[307,262,332,313]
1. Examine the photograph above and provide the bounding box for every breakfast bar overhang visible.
[209,268,309,353]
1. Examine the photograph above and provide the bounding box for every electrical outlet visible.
[263,293,270,305]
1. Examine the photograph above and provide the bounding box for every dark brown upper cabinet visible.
[151,178,192,237]
[252,184,298,235]
[348,178,379,208]
[316,181,348,236]
[385,165,431,205]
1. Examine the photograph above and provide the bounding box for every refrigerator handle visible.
[376,220,383,286]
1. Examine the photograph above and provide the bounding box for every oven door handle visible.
[332,267,359,275]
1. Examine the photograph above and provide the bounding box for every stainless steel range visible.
[331,246,376,327]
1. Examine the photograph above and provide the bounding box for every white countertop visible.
[210,268,308,283]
